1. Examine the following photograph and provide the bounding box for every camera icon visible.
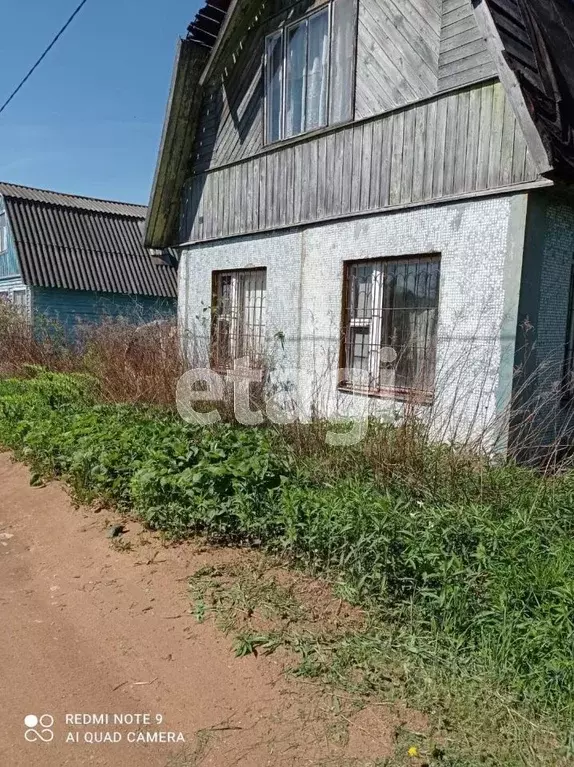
[24,714,54,743]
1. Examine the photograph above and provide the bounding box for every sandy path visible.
[0,453,404,767]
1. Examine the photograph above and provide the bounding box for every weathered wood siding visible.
[181,80,538,243]
[192,0,317,175]
[354,0,441,119]
[192,20,265,174]
[438,0,497,91]
[485,0,539,86]
[194,0,492,173]
[31,288,176,332]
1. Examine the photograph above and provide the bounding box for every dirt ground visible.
[0,453,422,767]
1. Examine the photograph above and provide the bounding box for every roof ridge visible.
[0,181,147,210]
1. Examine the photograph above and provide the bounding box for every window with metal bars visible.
[212,269,267,370]
[341,256,441,399]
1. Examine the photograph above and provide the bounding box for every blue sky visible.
[0,0,198,204]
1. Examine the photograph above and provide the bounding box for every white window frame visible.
[264,4,332,144]
[0,288,29,320]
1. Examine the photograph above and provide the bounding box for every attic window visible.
[264,0,356,144]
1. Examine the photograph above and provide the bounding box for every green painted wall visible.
[32,287,176,334]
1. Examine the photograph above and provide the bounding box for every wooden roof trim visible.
[473,0,553,177]
[198,0,243,86]
[145,39,210,249]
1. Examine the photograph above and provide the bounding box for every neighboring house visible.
[145,0,574,449]
[0,183,177,332]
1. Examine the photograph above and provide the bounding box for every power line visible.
[0,0,91,118]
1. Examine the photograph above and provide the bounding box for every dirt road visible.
[0,453,409,767]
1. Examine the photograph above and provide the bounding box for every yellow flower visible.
[408,746,419,758]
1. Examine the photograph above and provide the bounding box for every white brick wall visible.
[180,194,529,445]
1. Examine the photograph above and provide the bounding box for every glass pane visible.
[215,271,266,369]
[285,21,307,138]
[214,275,234,368]
[382,259,440,392]
[350,264,373,320]
[218,275,234,317]
[329,0,356,125]
[237,270,266,363]
[265,33,283,143]
[349,327,370,377]
[306,10,329,131]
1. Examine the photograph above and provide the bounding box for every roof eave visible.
[145,38,210,249]
[198,0,241,86]
[473,0,554,178]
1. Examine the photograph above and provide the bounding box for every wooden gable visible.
[146,0,574,247]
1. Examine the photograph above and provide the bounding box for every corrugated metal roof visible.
[1,183,177,298]
[0,183,148,217]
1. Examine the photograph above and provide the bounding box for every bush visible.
[0,302,183,406]
[1,370,573,726]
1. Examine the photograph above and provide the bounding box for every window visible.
[11,289,27,316]
[0,213,7,253]
[212,269,266,370]
[264,0,356,144]
[0,289,28,319]
[341,256,441,399]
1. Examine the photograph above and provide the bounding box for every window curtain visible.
[237,271,266,363]
[386,262,439,392]
[329,0,356,125]
[266,33,283,143]
[306,10,329,131]
[405,307,438,391]
[285,22,307,137]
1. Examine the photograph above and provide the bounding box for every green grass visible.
[1,369,574,764]
[187,561,570,766]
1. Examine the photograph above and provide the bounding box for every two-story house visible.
[145,0,574,449]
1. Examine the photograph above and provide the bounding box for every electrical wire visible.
[0,0,91,117]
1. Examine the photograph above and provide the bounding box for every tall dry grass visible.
[0,302,183,408]
[2,299,574,471]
